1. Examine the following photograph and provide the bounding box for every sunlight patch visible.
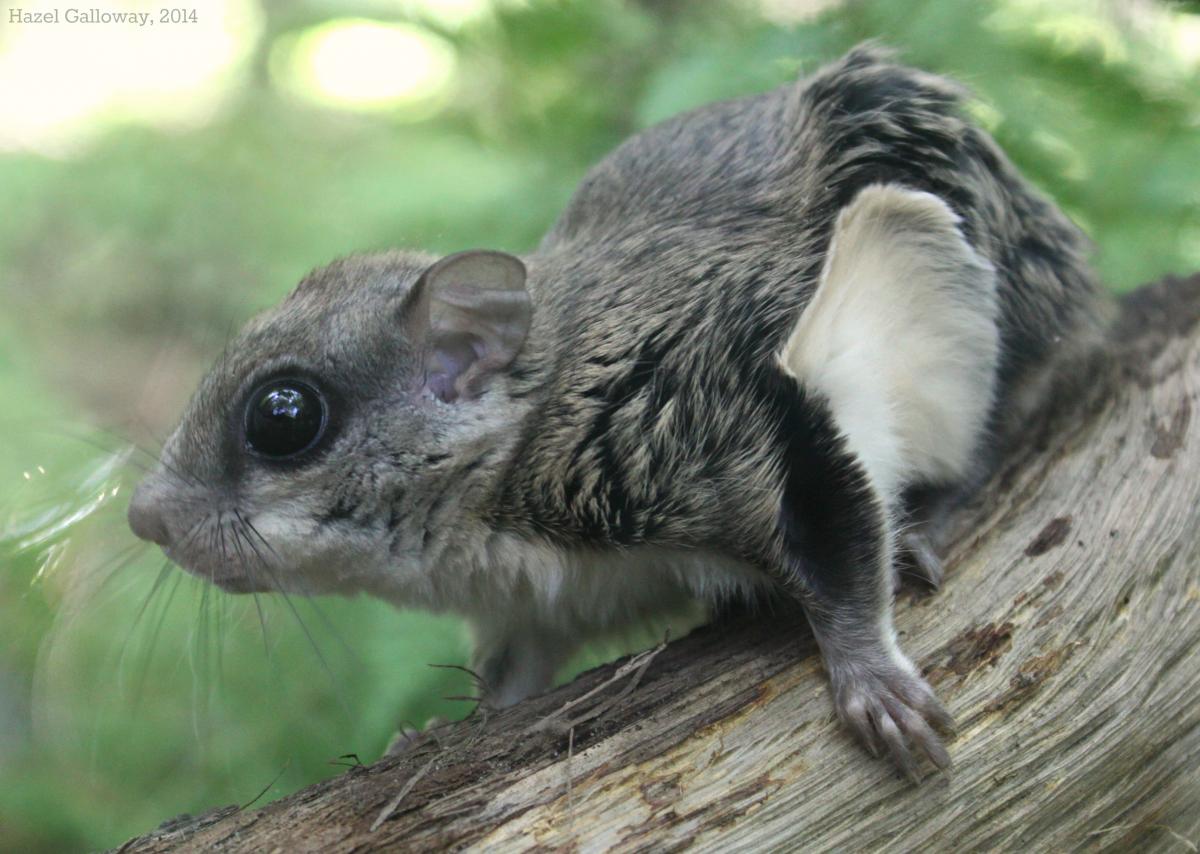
[0,0,261,155]
[269,19,457,117]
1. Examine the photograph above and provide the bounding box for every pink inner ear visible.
[426,373,457,403]
[407,249,532,402]
[425,337,479,403]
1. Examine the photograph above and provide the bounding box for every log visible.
[116,274,1200,853]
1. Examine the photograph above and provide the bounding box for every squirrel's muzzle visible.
[127,482,172,547]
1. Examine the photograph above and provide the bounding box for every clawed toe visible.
[833,661,954,780]
[899,531,945,590]
[384,716,448,756]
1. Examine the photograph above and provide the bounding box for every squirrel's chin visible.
[208,574,274,594]
[164,552,277,594]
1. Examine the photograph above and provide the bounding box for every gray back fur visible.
[491,45,1107,552]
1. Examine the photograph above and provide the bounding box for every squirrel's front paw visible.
[829,653,954,780]
[383,716,448,757]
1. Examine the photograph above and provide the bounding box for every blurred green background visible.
[1,0,1198,849]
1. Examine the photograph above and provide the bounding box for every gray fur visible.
[128,46,1109,777]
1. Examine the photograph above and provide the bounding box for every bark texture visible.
[117,275,1200,853]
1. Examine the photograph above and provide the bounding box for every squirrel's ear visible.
[402,249,531,402]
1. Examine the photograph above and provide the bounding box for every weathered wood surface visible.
[117,275,1200,853]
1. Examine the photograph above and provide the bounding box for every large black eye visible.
[244,380,327,459]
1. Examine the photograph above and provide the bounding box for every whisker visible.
[206,515,221,584]
[300,597,362,667]
[192,578,212,746]
[249,588,272,660]
[130,568,185,709]
[231,514,348,717]
[93,429,162,466]
[176,515,207,554]
[155,457,202,491]
[236,512,283,563]
[116,560,175,691]
[213,576,226,704]
[234,510,361,667]
[26,423,203,492]
[91,422,201,491]
[32,428,153,475]
[228,523,276,687]
[226,521,275,660]
[87,541,152,596]
[217,511,231,571]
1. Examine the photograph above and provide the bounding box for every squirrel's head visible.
[127,249,532,597]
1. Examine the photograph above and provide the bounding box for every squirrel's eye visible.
[244,380,327,459]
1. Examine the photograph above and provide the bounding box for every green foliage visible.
[1,0,1197,849]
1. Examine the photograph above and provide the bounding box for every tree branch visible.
[117,274,1200,853]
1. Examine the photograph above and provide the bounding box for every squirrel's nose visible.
[128,484,172,547]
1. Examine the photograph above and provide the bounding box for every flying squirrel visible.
[128,46,1111,777]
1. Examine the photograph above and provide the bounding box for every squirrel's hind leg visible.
[766,183,1002,774]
